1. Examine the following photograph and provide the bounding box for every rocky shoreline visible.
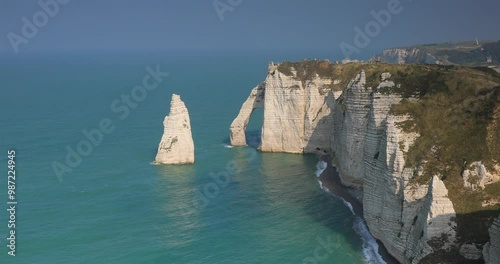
[317,155,400,264]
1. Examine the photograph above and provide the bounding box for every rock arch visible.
[229,82,265,146]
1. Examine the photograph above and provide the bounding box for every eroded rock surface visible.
[230,63,335,153]
[462,161,500,190]
[155,94,195,164]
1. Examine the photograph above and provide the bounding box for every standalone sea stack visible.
[155,94,195,164]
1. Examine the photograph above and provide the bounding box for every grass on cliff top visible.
[388,66,500,218]
[276,60,442,92]
[277,60,367,91]
[278,60,498,93]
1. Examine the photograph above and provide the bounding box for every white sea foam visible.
[315,161,328,177]
[224,144,234,149]
[150,161,160,166]
[318,180,330,192]
[353,217,387,264]
[341,198,355,215]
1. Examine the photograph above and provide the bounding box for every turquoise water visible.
[0,53,372,263]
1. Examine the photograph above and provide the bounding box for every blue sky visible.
[1,0,499,57]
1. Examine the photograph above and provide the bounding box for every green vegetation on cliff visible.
[388,65,499,195]
[385,64,500,246]
[278,60,365,91]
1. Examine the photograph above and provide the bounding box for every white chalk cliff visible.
[332,70,375,188]
[230,61,500,263]
[230,63,335,153]
[332,72,457,263]
[155,94,195,164]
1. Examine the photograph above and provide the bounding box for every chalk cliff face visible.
[261,65,335,153]
[231,61,500,263]
[230,63,336,153]
[331,71,369,188]
[155,94,195,164]
[331,66,500,263]
[332,72,457,263]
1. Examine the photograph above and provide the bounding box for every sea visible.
[0,51,386,264]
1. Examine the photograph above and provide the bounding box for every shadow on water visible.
[244,130,261,148]
[221,130,262,149]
